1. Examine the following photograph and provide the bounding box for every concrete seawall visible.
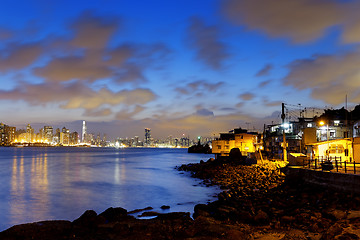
[284,167,360,194]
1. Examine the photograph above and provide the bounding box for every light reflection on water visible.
[0,147,219,231]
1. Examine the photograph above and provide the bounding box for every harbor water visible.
[0,147,219,231]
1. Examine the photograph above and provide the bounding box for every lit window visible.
[217,145,221,150]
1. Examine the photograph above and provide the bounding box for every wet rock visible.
[98,207,128,223]
[138,211,159,217]
[193,204,211,219]
[160,205,170,210]
[128,206,153,214]
[156,212,191,221]
[73,210,101,227]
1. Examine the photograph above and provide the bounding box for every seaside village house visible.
[212,128,262,159]
[263,108,360,164]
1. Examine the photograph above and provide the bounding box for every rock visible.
[322,223,344,239]
[281,215,296,223]
[253,210,269,225]
[138,211,159,217]
[161,205,170,210]
[193,204,211,219]
[156,212,192,221]
[348,210,360,220]
[98,207,128,223]
[229,148,242,162]
[328,209,347,220]
[128,206,153,214]
[72,210,100,227]
[0,221,72,240]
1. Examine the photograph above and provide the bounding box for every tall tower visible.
[82,121,87,143]
[145,128,151,145]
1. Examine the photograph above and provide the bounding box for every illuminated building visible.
[43,126,53,143]
[70,132,79,145]
[59,127,70,145]
[82,121,87,143]
[145,128,151,146]
[212,128,261,158]
[26,124,34,143]
[0,123,16,145]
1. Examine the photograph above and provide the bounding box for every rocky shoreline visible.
[1,158,360,239]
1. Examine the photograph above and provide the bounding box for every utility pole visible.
[282,103,287,161]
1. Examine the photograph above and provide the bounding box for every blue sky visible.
[1,0,359,139]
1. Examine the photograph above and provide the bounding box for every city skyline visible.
[1,0,360,139]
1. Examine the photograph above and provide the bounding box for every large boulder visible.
[229,148,242,162]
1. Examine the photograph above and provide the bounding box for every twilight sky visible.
[1,0,360,139]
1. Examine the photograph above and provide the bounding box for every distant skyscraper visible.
[145,128,151,145]
[43,126,53,143]
[82,121,87,143]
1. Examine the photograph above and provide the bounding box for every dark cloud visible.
[113,62,147,83]
[0,28,13,40]
[256,64,273,77]
[0,11,170,85]
[239,92,254,101]
[219,107,236,111]
[196,108,214,116]
[283,51,360,104]
[175,80,224,95]
[263,99,282,107]
[0,42,44,71]
[115,105,145,120]
[33,53,113,82]
[0,81,156,111]
[187,17,228,69]
[84,108,113,117]
[70,11,121,49]
[259,80,271,88]
[222,0,360,43]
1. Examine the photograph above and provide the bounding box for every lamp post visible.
[319,120,330,159]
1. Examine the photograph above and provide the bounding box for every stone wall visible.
[284,167,360,194]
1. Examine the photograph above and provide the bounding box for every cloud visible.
[239,92,255,101]
[256,64,273,77]
[34,53,113,82]
[283,50,360,105]
[283,51,360,105]
[0,28,13,40]
[0,42,44,71]
[0,81,156,111]
[222,0,360,43]
[84,108,113,117]
[175,80,224,95]
[187,17,229,69]
[115,105,145,120]
[263,99,282,107]
[259,80,271,88]
[70,11,121,49]
[196,108,214,116]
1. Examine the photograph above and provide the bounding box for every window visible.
[217,145,221,150]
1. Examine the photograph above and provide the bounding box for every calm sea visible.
[0,147,219,231]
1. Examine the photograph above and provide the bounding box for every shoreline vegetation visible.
[1,159,360,239]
